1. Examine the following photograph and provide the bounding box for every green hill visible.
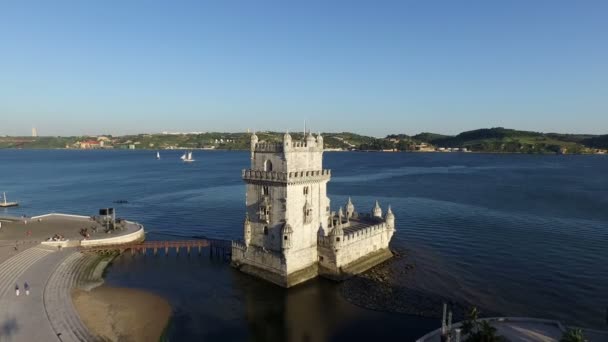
[419,127,592,153]
[582,135,608,149]
[1,128,605,154]
[411,132,451,143]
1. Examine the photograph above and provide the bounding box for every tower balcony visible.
[242,169,331,184]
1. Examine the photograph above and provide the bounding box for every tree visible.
[461,307,508,342]
[560,329,586,342]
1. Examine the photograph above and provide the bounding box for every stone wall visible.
[79,223,145,247]
[318,222,394,277]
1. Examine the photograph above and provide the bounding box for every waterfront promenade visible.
[0,213,145,341]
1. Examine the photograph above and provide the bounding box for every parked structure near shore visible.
[231,132,396,287]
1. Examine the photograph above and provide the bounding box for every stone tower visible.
[233,131,395,288]
[236,131,331,287]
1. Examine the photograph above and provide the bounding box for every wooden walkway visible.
[78,239,233,259]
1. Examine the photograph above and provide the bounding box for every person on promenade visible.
[15,284,19,296]
[24,282,30,296]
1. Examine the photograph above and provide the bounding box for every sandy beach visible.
[72,286,172,342]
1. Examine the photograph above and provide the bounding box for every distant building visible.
[32,127,37,137]
[232,132,395,288]
[79,140,101,149]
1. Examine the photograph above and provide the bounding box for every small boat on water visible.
[181,151,195,163]
[156,151,160,160]
[0,192,18,208]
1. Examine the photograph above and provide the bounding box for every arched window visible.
[303,186,309,195]
[263,226,268,235]
[264,160,273,172]
[262,186,269,196]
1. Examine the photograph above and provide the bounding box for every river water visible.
[1,149,607,340]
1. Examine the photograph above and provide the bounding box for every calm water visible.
[1,150,608,340]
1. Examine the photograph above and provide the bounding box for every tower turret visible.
[316,133,324,149]
[345,197,355,219]
[244,214,252,247]
[329,219,344,249]
[373,200,382,218]
[306,132,316,147]
[282,221,293,250]
[385,205,395,230]
[250,132,259,148]
[283,131,292,149]
[250,132,259,162]
[337,207,344,226]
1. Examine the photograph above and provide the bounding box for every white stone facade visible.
[232,132,395,287]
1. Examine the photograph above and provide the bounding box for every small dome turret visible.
[283,131,292,146]
[345,197,355,218]
[282,221,293,250]
[306,132,316,146]
[244,213,252,246]
[330,220,344,248]
[250,132,259,149]
[316,133,324,149]
[386,205,395,230]
[373,200,382,218]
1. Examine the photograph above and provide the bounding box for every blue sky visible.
[0,1,606,137]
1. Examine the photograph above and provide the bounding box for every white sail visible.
[182,151,194,162]
[156,152,160,159]
[180,153,186,160]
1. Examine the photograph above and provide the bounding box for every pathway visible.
[0,246,100,342]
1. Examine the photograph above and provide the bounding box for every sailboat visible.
[181,151,195,162]
[156,151,160,160]
[0,192,18,208]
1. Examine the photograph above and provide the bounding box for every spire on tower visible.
[373,200,383,218]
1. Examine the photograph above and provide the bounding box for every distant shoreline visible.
[0,147,605,155]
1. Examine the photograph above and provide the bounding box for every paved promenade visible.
[0,213,145,341]
[0,246,99,342]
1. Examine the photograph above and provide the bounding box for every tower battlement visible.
[253,142,284,153]
[242,169,331,184]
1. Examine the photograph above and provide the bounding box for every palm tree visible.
[560,329,586,342]
[461,307,508,342]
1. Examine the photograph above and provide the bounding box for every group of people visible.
[15,282,30,296]
[46,234,66,242]
[80,227,91,239]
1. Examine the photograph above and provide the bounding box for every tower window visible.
[284,235,288,241]
[303,186,309,195]
[264,160,273,172]
[262,186,269,196]
[263,226,268,235]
